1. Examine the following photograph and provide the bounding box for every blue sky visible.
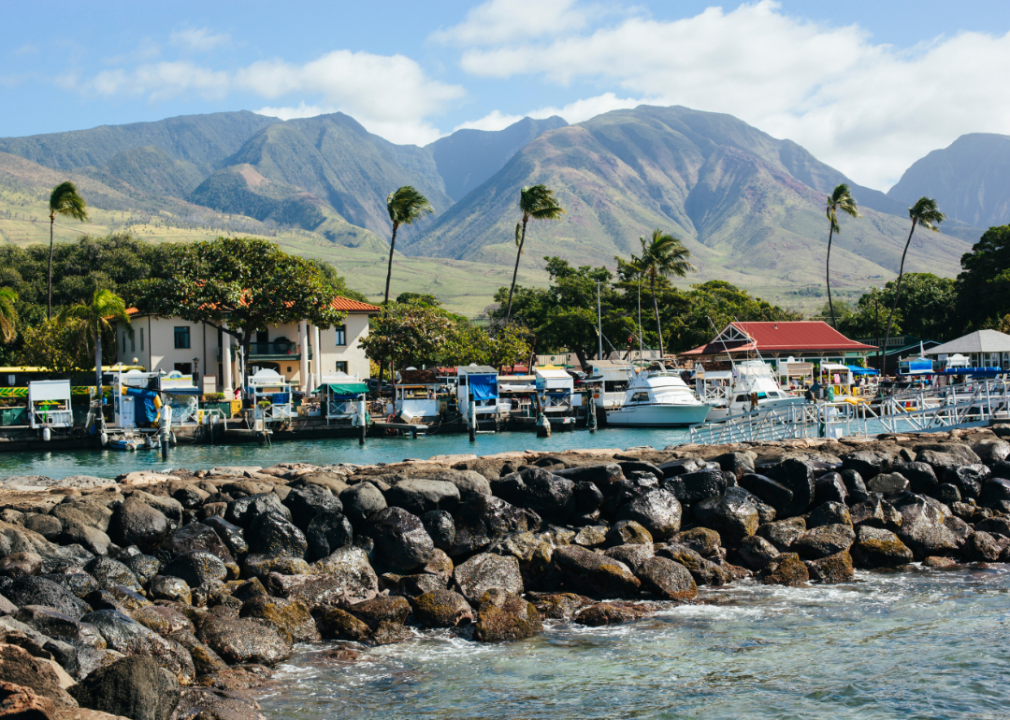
[3,0,1010,189]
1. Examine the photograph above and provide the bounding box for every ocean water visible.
[258,566,1010,720]
[0,427,693,480]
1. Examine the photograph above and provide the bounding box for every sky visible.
[3,0,1010,191]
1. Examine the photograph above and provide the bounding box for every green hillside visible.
[90,145,205,200]
[403,105,972,298]
[427,116,567,201]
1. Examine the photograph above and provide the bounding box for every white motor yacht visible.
[705,359,803,421]
[605,366,711,427]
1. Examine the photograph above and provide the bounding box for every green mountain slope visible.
[426,116,567,201]
[888,133,1010,229]
[403,105,971,296]
[89,145,205,200]
[218,113,451,238]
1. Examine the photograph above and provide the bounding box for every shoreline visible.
[0,426,1007,718]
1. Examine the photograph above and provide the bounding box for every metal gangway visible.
[686,378,1010,445]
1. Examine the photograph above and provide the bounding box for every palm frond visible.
[0,288,17,343]
[49,181,89,222]
[636,228,695,279]
[909,196,945,231]
[826,184,859,233]
[519,184,565,222]
[515,222,523,247]
[387,186,433,226]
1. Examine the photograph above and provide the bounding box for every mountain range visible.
[0,104,1004,305]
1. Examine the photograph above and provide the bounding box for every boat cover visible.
[468,374,499,400]
[315,382,369,398]
[124,387,159,425]
[847,365,878,376]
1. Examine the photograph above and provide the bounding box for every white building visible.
[924,329,1010,369]
[115,296,380,393]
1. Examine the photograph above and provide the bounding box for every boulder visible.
[944,464,990,500]
[851,526,914,568]
[242,554,310,580]
[200,517,249,558]
[490,468,574,523]
[693,488,760,546]
[453,554,523,604]
[224,493,290,529]
[674,528,723,559]
[148,576,191,605]
[15,606,105,650]
[0,680,56,718]
[69,655,179,720]
[738,474,793,513]
[314,608,372,642]
[849,498,903,531]
[161,551,227,588]
[84,559,141,594]
[24,515,62,542]
[108,498,169,551]
[655,544,727,586]
[657,458,708,479]
[130,606,192,637]
[573,481,604,514]
[0,553,41,579]
[605,521,653,546]
[347,596,411,630]
[867,472,909,494]
[841,450,892,478]
[892,494,962,559]
[198,616,293,666]
[972,439,1010,465]
[980,478,1010,508]
[807,502,852,529]
[487,533,558,590]
[360,508,434,573]
[839,468,869,503]
[122,555,159,586]
[0,644,76,708]
[304,511,354,561]
[715,452,756,478]
[158,523,235,566]
[759,553,809,586]
[385,480,460,516]
[339,483,387,526]
[410,590,474,628]
[635,557,697,601]
[37,574,97,601]
[964,531,1004,563]
[239,596,319,643]
[890,462,938,494]
[805,551,854,583]
[80,610,193,684]
[448,494,540,556]
[762,457,816,516]
[813,472,848,506]
[528,593,591,620]
[551,545,640,598]
[5,577,90,621]
[247,512,307,559]
[665,469,726,503]
[615,489,682,540]
[792,524,856,560]
[282,485,342,530]
[934,483,962,505]
[603,544,654,573]
[574,602,651,626]
[473,593,543,643]
[735,535,780,570]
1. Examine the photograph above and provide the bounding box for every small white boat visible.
[705,360,803,421]
[606,367,711,427]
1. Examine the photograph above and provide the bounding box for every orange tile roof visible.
[123,296,379,318]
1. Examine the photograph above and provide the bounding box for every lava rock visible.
[551,545,641,598]
[360,507,434,573]
[964,531,1004,562]
[759,553,809,586]
[199,616,293,666]
[315,607,372,641]
[70,654,180,720]
[81,610,193,683]
[839,468,869,503]
[453,553,523,604]
[573,481,604,514]
[491,468,574,523]
[813,472,848,506]
[763,458,816,516]
[473,593,543,643]
[715,452,756,478]
[239,596,319,643]
[674,528,723,559]
[410,590,474,628]
[944,464,990,500]
[603,544,655,573]
[448,494,540,556]
[615,489,682,539]
[666,469,726,503]
[0,644,76,708]
[635,556,697,601]
[85,557,142,594]
[420,510,455,551]
[841,450,892,479]
[162,551,227,588]
[851,526,914,567]
[201,516,249,557]
[574,602,651,626]
[385,480,461,517]
[656,544,726,586]
[605,520,653,546]
[738,474,793,513]
[892,494,962,559]
[16,605,106,650]
[347,595,411,630]
[868,472,910,494]
[305,511,354,561]
[693,487,760,546]
[849,497,903,531]
[283,485,342,530]
[108,498,169,550]
[890,462,938,494]
[5,576,91,620]
[806,551,854,583]
[807,502,852,529]
[311,546,379,602]
[148,576,191,604]
[736,535,781,570]
[657,458,708,479]
[792,524,856,559]
[248,512,307,559]
[339,483,387,526]
[224,493,290,528]
[158,523,235,567]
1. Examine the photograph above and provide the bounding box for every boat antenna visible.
[637,279,644,367]
[707,316,737,375]
[734,316,767,364]
[596,281,604,362]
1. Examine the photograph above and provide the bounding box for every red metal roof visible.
[680,321,876,356]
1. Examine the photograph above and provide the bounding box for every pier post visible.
[469,399,476,443]
[358,397,366,445]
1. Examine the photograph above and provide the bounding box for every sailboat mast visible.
[637,280,644,365]
[597,281,603,361]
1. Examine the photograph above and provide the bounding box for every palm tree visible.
[0,289,17,344]
[824,183,860,327]
[47,182,89,320]
[384,186,433,308]
[633,229,693,359]
[881,197,945,373]
[60,289,131,392]
[505,185,565,323]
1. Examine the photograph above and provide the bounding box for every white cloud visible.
[454,0,1010,189]
[528,92,646,123]
[431,0,588,46]
[255,102,335,121]
[452,110,525,132]
[170,28,231,53]
[85,62,229,101]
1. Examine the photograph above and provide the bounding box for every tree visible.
[0,288,17,344]
[47,182,89,320]
[60,289,131,390]
[882,198,945,373]
[956,225,1010,330]
[142,237,347,386]
[359,302,455,397]
[18,318,89,376]
[630,229,694,358]
[824,183,860,327]
[505,185,565,323]
[384,187,433,308]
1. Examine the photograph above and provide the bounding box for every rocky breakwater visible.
[2,427,1010,718]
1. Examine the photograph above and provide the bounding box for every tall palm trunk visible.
[94,325,103,394]
[505,220,528,323]
[882,220,918,375]
[378,224,399,392]
[650,271,664,359]
[48,215,55,320]
[825,225,836,327]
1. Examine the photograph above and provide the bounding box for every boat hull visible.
[706,397,804,422]
[606,403,711,427]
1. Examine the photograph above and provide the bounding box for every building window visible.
[174,362,192,375]
[256,330,269,344]
[174,326,191,349]
[334,325,347,346]
[140,328,144,352]
[335,361,348,374]
[130,332,135,353]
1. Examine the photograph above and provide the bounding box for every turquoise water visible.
[259,567,1010,720]
[0,427,691,480]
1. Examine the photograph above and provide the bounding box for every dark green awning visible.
[315,382,369,395]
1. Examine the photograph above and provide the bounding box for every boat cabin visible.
[456,364,500,420]
[247,368,294,424]
[110,369,163,431]
[28,380,72,431]
[159,372,201,426]
[497,375,536,418]
[315,373,369,424]
[584,359,635,410]
[395,369,445,423]
[535,368,575,416]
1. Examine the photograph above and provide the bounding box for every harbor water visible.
[259,566,1010,720]
[0,427,694,479]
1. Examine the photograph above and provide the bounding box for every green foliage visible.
[825,183,860,327]
[141,237,348,374]
[956,225,1010,330]
[836,289,901,340]
[0,289,18,344]
[396,292,442,307]
[384,186,434,307]
[18,317,89,375]
[49,181,89,223]
[438,322,531,369]
[506,185,565,322]
[60,289,131,354]
[360,302,455,370]
[629,228,694,356]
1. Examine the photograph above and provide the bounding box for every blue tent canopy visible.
[847,365,878,376]
[468,374,498,401]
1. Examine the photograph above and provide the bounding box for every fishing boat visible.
[605,364,712,427]
[705,359,803,421]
